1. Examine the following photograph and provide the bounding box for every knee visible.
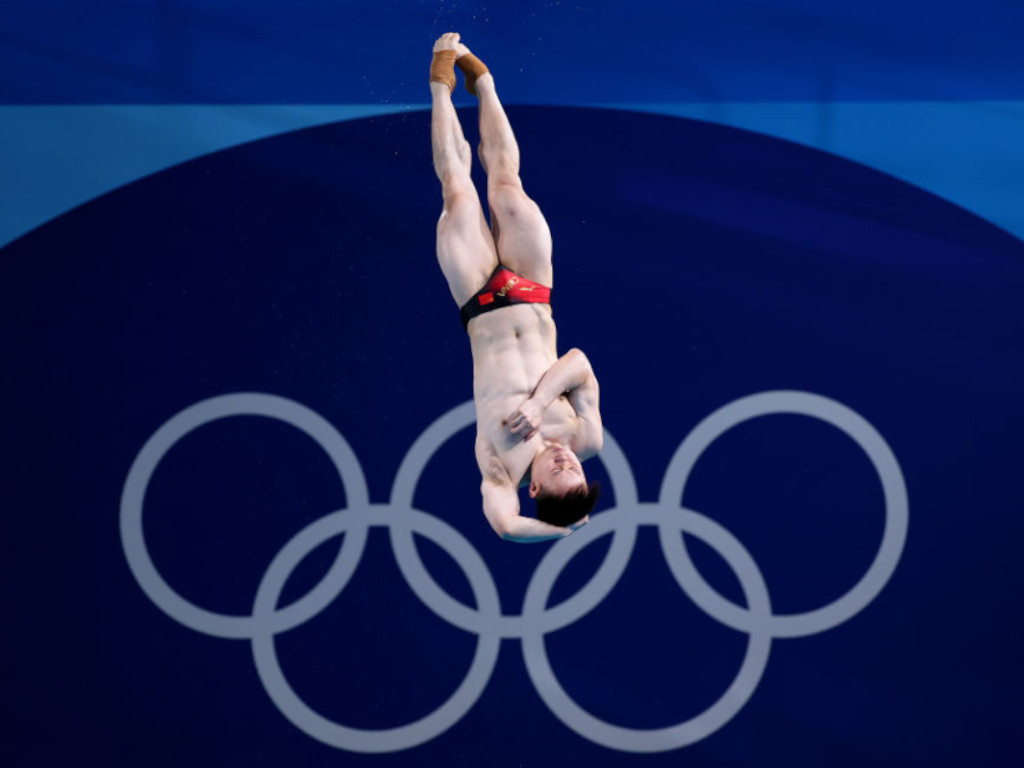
[441,188,482,222]
[487,180,531,217]
[440,164,475,205]
[440,167,471,193]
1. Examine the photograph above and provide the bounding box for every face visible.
[529,442,586,498]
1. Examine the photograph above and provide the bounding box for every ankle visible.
[474,72,496,93]
[430,81,453,99]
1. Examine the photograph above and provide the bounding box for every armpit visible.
[484,454,511,483]
[475,440,511,484]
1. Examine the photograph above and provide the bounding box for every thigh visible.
[487,183,553,288]
[436,188,499,306]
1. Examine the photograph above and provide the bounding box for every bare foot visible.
[433,31,461,54]
[438,34,474,63]
[433,33,491,95]
[453,40,491,96]
[430,33,461,93]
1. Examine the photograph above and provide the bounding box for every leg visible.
[474,70,554,288]
[430,34,498,306]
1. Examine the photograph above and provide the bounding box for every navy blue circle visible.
[5,107,1023,767]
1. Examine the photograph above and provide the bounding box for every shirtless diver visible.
[429,32,603,543]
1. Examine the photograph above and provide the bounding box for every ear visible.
[529,480,540,498]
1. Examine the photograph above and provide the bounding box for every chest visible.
[480,396,577,482]
[538,396,578,443]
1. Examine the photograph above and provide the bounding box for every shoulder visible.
[573,427,603,461]
[566,396,603,460]
[480,463,521,536]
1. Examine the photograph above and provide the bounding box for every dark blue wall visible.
[4,3,1023,767]
[5,0,1024,103]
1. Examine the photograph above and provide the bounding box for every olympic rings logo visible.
[120,390,908,754]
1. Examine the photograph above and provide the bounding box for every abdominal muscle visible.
[468,304,576,483]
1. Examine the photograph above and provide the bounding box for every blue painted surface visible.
[4,3,1024,766]
[4,0,1024,103]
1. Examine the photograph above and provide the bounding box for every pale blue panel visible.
[0,104,417,249]
[613,100,1024,243]
[2,101,1022,250]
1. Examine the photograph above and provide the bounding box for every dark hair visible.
[535,482,601,527]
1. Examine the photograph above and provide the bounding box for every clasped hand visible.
[503,397,545,441]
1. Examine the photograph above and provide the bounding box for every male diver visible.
[429,33,603,542]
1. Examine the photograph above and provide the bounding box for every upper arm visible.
[481,478,521,538]
[567,351,604,459]
[482,476,577,543]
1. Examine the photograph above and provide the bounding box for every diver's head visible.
[529,442,600,526]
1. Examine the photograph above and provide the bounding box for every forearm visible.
[499,516,571,543]
[531,348,592,407]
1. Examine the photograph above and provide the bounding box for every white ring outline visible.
[389,401,641,638]
[119,393,370,638]
[120,389,908,752]
[658,391,909,637]
[250,506,502,753]
[521,505,772,752]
